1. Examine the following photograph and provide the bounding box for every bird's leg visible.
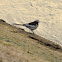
[31,30,34,34]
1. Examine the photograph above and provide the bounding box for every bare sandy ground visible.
[0,0,62,45]
[0,19,62,62]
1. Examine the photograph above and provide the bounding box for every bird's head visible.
[34,20,39,23]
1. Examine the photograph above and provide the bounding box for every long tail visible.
[13,23,23,26]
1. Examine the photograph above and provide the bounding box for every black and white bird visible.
[13,20,39,33]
